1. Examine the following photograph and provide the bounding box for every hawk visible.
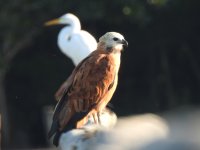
[48,32,128,146]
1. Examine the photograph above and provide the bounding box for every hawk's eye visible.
[113,37,119,41]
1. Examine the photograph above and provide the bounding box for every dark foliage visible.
[1,0,200,148]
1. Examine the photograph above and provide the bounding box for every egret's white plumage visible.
[45,13,97,65]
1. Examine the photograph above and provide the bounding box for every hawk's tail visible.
[48,120,59,139]
[52,111,91,146]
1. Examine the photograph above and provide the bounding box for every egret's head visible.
[59,13,80,26]
[98,32,128,52]
[45,13,81,31]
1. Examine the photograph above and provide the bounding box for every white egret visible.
[45,13,97,65]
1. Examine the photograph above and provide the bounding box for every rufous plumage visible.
[48,32,128,146]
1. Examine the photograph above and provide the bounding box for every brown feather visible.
[52,42,122,132]
[49,32,128,146]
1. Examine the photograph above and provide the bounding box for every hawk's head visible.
[99,32,128,52]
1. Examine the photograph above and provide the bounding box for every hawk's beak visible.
[121,39,128,47]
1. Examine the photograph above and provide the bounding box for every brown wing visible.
[49,50,117,135]
[54,54,91,101]
[54,74,73,101]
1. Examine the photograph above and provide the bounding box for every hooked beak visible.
[44,18,70,26]
[121,39,128,47]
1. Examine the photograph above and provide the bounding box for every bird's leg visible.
[97,112,102,125]
[76,116,87,128]
[91,112,102,125]
[92,113,99,124]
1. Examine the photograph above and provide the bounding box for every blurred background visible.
[1,0,200,149]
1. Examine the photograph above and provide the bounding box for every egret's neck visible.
[58,21,80,40]
[57,22,81,57]
[57,27,72,53]
[58,27,71,40]
[68,19,81,33]
[60,19,81,36]
[71,21,81,32]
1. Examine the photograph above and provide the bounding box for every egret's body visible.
[45,13,97,65]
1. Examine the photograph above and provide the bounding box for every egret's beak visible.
[44,18,61,26]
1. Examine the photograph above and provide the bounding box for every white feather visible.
[58,28,97,65]
[56,13,97,65]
